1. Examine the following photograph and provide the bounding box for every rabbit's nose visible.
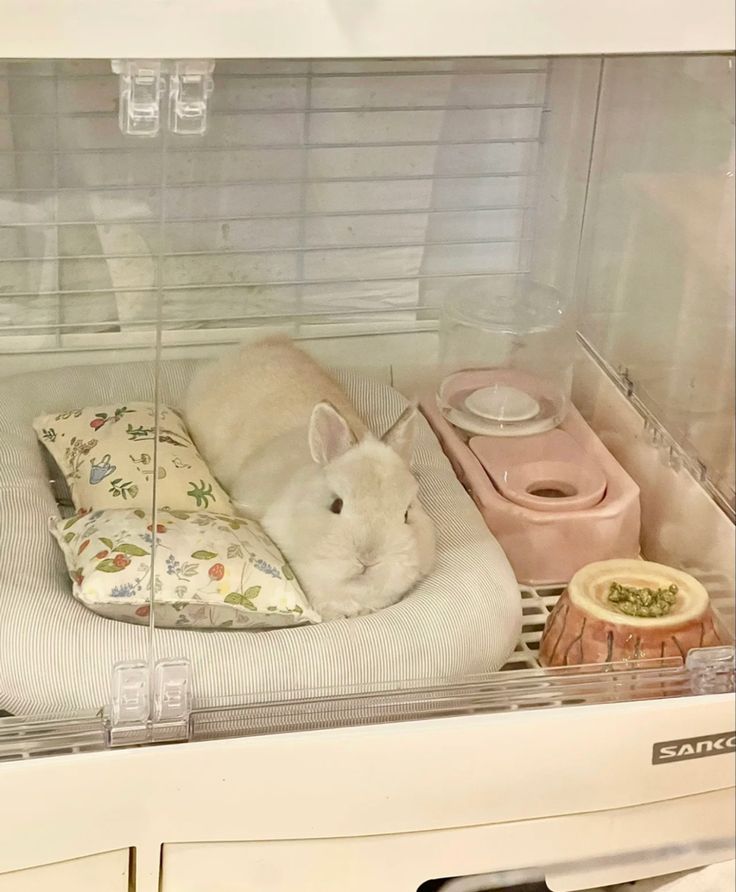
[358,556,378,574]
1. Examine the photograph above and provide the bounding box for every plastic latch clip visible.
[111,59,215,137]
[153,659,192,723]
[686,646,735,695]
[112,60,164,138]
[110,660,150,727]
[168,60,215,136]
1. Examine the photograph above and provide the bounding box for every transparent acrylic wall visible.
[148,56,604,715]
[0,61,160,725]
[154,57,576,339]
[576,55,736,514]
[573,53,735,644]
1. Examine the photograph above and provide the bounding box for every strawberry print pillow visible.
[51,509,321,629]
[33,402,233,515]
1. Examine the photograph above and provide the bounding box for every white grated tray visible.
[502,585,565,671]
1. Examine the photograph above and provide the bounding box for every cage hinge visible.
[618,366,635,397]
[107,658,192,747]
[686,646,735,695]
[111,59,214,137]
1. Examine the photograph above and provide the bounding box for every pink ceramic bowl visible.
[539,560,724,667]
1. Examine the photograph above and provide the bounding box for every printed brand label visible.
[652,731,736,765]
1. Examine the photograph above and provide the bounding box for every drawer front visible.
[161,788,734,892]
[0,850,129,892]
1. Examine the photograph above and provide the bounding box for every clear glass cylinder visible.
[437,275,576,437]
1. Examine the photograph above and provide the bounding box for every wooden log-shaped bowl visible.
[539,559,723,667]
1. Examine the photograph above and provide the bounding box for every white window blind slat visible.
[0,58,546,345]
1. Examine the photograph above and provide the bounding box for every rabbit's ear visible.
[308,401,357,466]
[382,404,418,463]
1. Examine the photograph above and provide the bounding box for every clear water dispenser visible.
[437,276,576,437]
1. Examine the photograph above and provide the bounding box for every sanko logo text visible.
[652,732,736,765]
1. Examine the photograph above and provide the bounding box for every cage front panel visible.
[0,60,162,732]
[0,55,733,752]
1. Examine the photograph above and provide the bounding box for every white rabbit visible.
[184,337,436,621]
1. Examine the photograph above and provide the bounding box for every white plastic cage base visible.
[1,579,733,760]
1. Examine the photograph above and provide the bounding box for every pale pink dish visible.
[437,367,566,437]
[539,560,723,667]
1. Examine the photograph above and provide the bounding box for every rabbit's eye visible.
[404,508,410,523]
[330,497,343,515]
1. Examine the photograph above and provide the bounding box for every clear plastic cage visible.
[0,53,733,753]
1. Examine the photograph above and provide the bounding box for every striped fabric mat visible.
[0,359,521,716]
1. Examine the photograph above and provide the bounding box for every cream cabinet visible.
[0,850,129,892]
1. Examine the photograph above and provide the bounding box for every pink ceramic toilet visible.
[421,370,641,587]
[470,428,608,513]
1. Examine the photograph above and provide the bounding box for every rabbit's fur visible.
[184,338,436,620]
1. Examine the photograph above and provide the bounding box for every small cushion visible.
[50,508,320,629]
[33,402,233,515]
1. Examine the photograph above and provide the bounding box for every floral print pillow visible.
[34,402,233,515]
[51,509,321,629]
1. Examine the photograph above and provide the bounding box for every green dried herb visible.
[607,581,678,618]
